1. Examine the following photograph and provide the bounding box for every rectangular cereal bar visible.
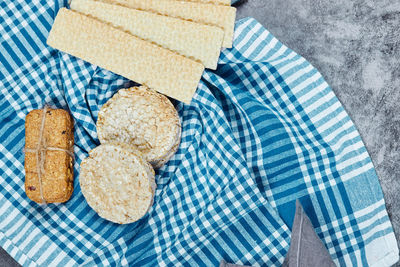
[25,108,74,203]
[70,0,224,69]
[107,0,236,48]
[47,8,204,103]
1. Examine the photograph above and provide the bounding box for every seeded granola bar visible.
[24,108,74,203]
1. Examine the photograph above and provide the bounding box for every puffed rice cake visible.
[96,86,181,168]
[79,143,156,224]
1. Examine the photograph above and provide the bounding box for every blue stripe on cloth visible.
[0,1,398,266]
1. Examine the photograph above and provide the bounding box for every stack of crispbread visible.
[47,0,236,104]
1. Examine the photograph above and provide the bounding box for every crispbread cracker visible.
[97,86,181,168]
[107,0,236,48]
[184,0,231,5]
[47,8,204,104]
[70,0,224,69]
[80,143,156,224]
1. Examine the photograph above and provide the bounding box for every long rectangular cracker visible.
[107,0,236,48]
[70,0,224,69]
[183,0,231,5]
[47,8,204,104]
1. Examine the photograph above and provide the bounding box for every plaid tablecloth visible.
[0,0,399,266]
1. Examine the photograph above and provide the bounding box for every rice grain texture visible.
[97,86,181,168]
[79,143,156,224]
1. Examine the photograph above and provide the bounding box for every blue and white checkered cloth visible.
[1,0,399,266]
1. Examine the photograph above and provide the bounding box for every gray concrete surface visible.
[0,247,18,267]
[1,0,399,266]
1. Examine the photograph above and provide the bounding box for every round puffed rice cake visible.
[96,86,181,168]
[79,143,156,224]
